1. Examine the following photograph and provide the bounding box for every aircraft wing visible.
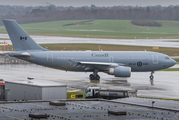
[68,59,124,71]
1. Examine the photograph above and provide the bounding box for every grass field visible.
[161,68,179,71]
[1,20,179,39]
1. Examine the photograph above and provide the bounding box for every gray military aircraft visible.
[2,19,177,81]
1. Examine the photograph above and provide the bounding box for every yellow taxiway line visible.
[6,115,24,120]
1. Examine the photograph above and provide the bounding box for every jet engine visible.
[108,66,131,77]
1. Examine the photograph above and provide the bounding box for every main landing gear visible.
[89,69,100,80]
[89,74,100,80]
[150,71,154,81]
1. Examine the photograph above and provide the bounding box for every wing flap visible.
[77,61,119,66]
[68,59,124,71]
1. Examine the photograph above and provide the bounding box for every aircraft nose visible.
[170,59,177,66]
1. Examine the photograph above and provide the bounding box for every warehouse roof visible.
[5,79,67,87]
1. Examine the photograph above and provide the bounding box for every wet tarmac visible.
[1,34,179,48]
[0,64,179,99]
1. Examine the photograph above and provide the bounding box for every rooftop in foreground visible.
[0,98,179,120]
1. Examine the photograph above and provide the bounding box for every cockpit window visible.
[165,57,170,60]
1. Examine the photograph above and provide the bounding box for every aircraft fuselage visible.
[25,50,175,72]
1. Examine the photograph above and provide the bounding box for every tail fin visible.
[3,19,48,51]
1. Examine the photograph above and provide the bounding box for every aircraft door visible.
[152,54,158,64]
[109,56,113,63]
[47,54,53,62]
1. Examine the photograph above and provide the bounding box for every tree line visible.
[1,4,179,25]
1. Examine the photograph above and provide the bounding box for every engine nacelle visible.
[108,66,131,77]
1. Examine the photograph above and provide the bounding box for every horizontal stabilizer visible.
[8,52,31,58]
[0,51,31,59]
[0,51,8,56]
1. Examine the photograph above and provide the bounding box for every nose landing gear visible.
[150,71,154,81]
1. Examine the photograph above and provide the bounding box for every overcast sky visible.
[1,0,179,7]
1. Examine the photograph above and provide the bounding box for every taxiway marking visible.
[6,115,24,120]
[29,103,50,108]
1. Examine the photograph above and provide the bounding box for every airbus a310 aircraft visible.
[2,19,177,81]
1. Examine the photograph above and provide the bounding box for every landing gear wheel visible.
[89,74,95,80]
[90,69,100,81]
[149,71,154,81]
[150,75,154,85]
[89,74,100,80]
[96,75,100,80]
[150,75,154,80]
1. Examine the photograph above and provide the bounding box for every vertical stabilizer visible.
[3,19,48,51]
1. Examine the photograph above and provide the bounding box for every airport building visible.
[0,79,5,101]
[3,79,67,101]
